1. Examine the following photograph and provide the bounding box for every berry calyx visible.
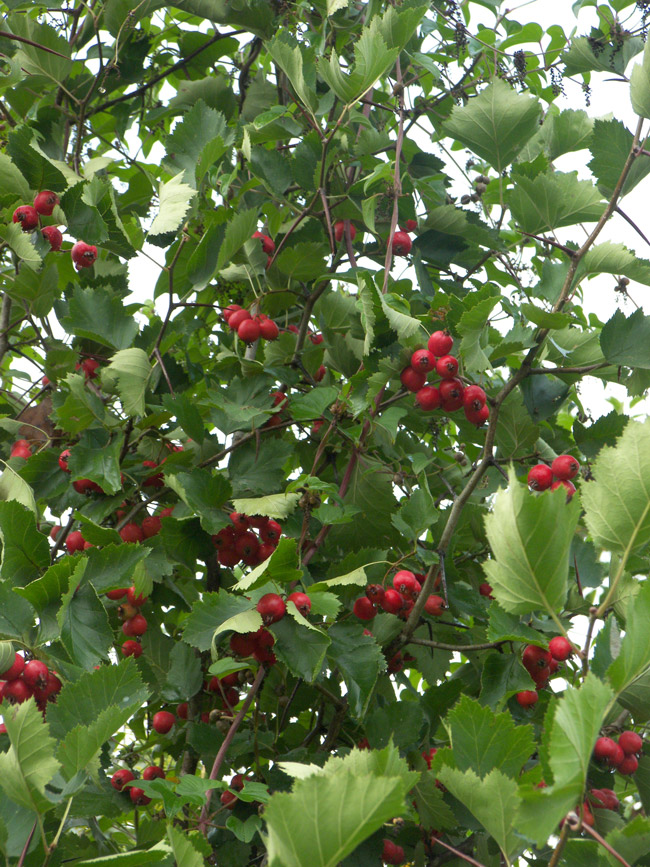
[1,679,32,704]
[287,591,311,617]
[111,769,135,791]
[515,690,538,707]
[392,231,412,255]
[71,241,97,269]
[34,191,59,215]
[256,593,286,625]
[410,349,436,373]
[260,520,282,544]
[427,331,453,357]
[13,205,39,231]
[465,404,489,426]
[365,584,385,604]
[400,367,427,393]
[436,355,459,379]
[152,710,175,734]
[393,570,417,597]
[551,454,580,480]
[618,730,643,755]
[548,636,573,662]
[58,449,71,472]
[527,464,553,491]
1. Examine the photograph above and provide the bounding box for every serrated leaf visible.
[588,119,650,198]
[0,500,49,586]
[580,242,650,287]
[480,652,534,709]
[495,392,540,460]
[52,373,107,434]
[443,78,541,172]
[270,615,329,681]
[231,493,300,520]
[631,39,650,119]
[166,825,204,867]
[236,537,302,592]
[309,566,367,593]
[101,349,152,417]
[165,468,231,534]
[508,171,603,233]
[582,419,650,554]
[165,99,232,186]
[608,578,650,695]
[0,699,60,814]
[486,603,543,645]
[0,460,36,515]
[57,561,114,667]
[520,303,571,329]
[267,35,318,114]
[0,222,42,271]
[327,622,385,718]
[483,468,581,615]
[57,703,142,780]
[61,285,139,350]
[85,544,150,594]
[148,172,195,236]
[183,591,253,651]
[216,208,259,271]
[600,308,650,369]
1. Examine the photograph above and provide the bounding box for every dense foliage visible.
[3,0,650,865]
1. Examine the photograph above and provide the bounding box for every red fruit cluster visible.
[402,331,489,426]
[58,448,106,497]
[220,773,248,809]
[223,305,280,344]
[332,221,413,256]
[10,438,32,460]
[230,626,277,666]
[353,571,444,621]
[516,639,574,707]
[64,529,93,553]
[0,652,61,712]
[382,838,405,865]
[588,787,619,811]
[104,584,149,652]
[212,512,282,568]
[527,454,580,500]
[75,357,100,380]
[111,765,165,806]
[207,670,242,711]
[594,730,643,776]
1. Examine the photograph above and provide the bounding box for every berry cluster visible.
[0,652,61,715]
[212,512,282,568]
[593,730,643,776]
[223,304,280,344]
[515,637,574,707]
[103,585,149,655]
[230,625,279,666]
[401,331,489,426]
[333,220,415,256]
[352,570,445,621]
[110,765,166,806]
[12,192,97,267]
[527,454,580,500]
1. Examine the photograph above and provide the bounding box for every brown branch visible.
[431,837,487,867]
[381,59,406,295]
[407,637,505,652]
[0,29,70,58]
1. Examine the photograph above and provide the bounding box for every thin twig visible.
[431,836,487,867]
[407,637,505,652]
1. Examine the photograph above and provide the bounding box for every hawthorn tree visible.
[3,0,650,865]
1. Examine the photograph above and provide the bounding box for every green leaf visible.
[231,493,300,521]
[588,119,650,198]
[0,500,49,586]
[166,825,205,867]
[508,171,603,233]
[309,566,368,593]
[57,702,142,780]
[0,460,36,515]
[520,107,593,162]
[366,701,424,750]
[600,308,650,369]
[216,208,259,271]
[486,603,543,645]
[85,544,150,594]
[52,373,107,434]
[580,242,650,287]
[0,583,33,641]
[67,430,123,495]
[445,695,535,779]
[0,222,42,271]
[101,348,153,417]
[270,615,329,681]
[318,29,398,104]
[61,286,139,350]
[483,468,581,615]
[631,39,650,119]
[608,579,650,695]
[582,419,650,555]
[436,766,520,861]
[413,770,457,831]
[162,640,203,701]
[327,622,385,718]
[236,537,302,592]
[0,699,60,813]
[264,744,414,867]
[520,303,571,330]
[494,392,540,460]
[605,816,650,867]
[165,99,233,186]
[6,124,67,191]
[290,387,339,422]
[0,153,31,201]
[161,393,206,444]
[57,561,114,668]
[148,172,195,236]
[183,591,253,651]
[267,35,318,114]
[165,468,231,534]
[443,78,541,172]
[480,652,534,709]
[7,260,58,316]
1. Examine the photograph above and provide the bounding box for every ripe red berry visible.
[122,613,148,637]
[551,479,576,501]
[464,404,489,426]
[252,231,275,255]
[23,660,49,690]
[515,690,538,708]
[119,523,144,544]
[141,515,162,538]
[353,596,376,620]
[401,219,417,232]
[365,584,385,604]
[436,354,459,379]
[256,593,286,625]
[479,582,493,598]
[410,349,436,373]
[287,591,311,617]
[80,358,100,379]
[234,532,260,560]
[238,318,261,344]
[59,449,71,472]
[427,331,453,357]
[392,231,412,255]
[619,730,643,755]
[126,586,147,607]
[257,542,277,562]
[590,788,619,811]
[106,588,128,600]
[415,385,441,411]
[462,385,487,412]
[13,205,39,231]
[439,378,464,412]
[314,364,326,382]
[382,838,405,865]
[617,754,638,775]
[258,317,279,341]
[34,191,59,215]
[222,304,242,323]
[400,366,426,393]
[218,547,240,567]
[228,309,251,331]
[424,595,445,616]
[152,710,175,734]
[522,644,552,673]
[527,464,553,491]
[10,444,31,459]
[551,454,580,480]
[1,679,32,704]
[309,332,323,344]
[0,652,24,681]
[334,221,356,242]
[393,570,417,597]
[220,789,238,809]
[111,769,135,791]
[548,636,573,662]
[66,531,85,553]
[130,786,151,806]
[381,588,403,614]
[594,736,620,764]
[260,520,282,543]
[121,640,143,658]
[71,240,97,269]
[41,225,63,251]
[142,765,165,781]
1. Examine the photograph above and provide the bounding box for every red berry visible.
[238,318,261,344]
[439,378,464,412]
[141,516,162,538]
[258,317,279,340]
[59,449,71,472]
[252,231,275,254]
[462,385,487,411]
[120,523,144,543]
[142,765,165,781]
[592,788,619,811]
[23,660,49,690]
[71,241,97,269]
[551,454,580,481]
[617,754,638,775]
[400,366,427,393]
[122,613,148,637]
[382,838,405,865]
[218,547,240,567]
[121,640,143,658]
[256,593,286,625]
[410,349,436,373]
[10,445,31,459]
[415,385,441,411]
[401,219,417,232]
[176,702,189,719]
[228,309,251,332]
[334,221,356,243]
[80,358,100,379]
[309,332,323,345]
[479,582,493,598]
[287,591,311,617]
[126,586,147,607]
[130,787,151,806]
[234,531,260,559]
[223,304,242,323]
[427,331,453,357]
[220,790,238,809]
[522,645,552,673]
[260,520,282,543]
[106,588,128,600]
[465,404,489,426]
[619,730,643,755]
[257,541,277,562]
[551,479,576,501]
[49,525,61,541]
[436,354,459,378]
[594,736,619,764]
[34,191,59,215]
[515,690,538,708]
[527,464,553,491]
[381,588,403,614]
[213,526,237,549]
[0,652,24,681]
[548,636,573,662]
[365,584,385,604]
[111,769,134,791]
[13,205,39,231]
[353,596,376,620]
[392,231,412,256]
[424,595,445,616]
[1,679,32,704]
[393,570,417,597]
[314,364,326,382]
[152,710,175,734]
[41,225,63,251]
[66,531,85,553]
